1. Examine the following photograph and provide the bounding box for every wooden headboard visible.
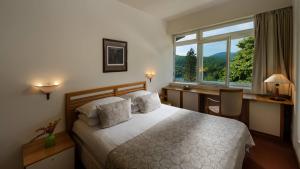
[65,81,146,133]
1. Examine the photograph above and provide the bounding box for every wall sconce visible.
[34,82,60,100]
[145,71,156,82]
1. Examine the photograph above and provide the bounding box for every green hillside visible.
[175,52,236,81]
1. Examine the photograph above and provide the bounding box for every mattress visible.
[73,104,254,169]
[73,104,179,168]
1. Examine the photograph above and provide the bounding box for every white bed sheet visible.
[73,104,179,168]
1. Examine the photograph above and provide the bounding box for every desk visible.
[162,85,293,141]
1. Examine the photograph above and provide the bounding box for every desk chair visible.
[207,89,243,120]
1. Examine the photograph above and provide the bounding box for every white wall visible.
[0,0,172,168]
[167,0,292,34]
[293,0,300,163]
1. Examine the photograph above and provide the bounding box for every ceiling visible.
[117,0,231,21]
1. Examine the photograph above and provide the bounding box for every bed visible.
[65,81,254,169]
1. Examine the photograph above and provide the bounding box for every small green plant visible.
[31,119,61,142]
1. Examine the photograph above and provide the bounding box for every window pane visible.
[175,44,197,82]
[203,21,254,38]
[229,36,254,88]
[175,33,196,42]
[202,41,227,84]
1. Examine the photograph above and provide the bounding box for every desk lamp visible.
[264,74,290,101]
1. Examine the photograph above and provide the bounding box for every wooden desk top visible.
[163,86,293,105]
[22,132,75,167]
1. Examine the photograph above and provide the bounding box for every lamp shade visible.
[36,85,58,93]
[264,74,290,84]
[34,82,60,100]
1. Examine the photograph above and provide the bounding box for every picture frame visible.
[103,38,128,73]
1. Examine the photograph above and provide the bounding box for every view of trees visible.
[175,48,197,82]
[183,48,197,82]
[229,37,254,83]
[175,56,185,80]
[202,52,229,82]
[175,36,254,85]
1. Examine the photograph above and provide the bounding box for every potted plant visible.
[31,119,61,148]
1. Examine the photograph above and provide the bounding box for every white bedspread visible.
[73,104,179,167]
[73,104,254,169]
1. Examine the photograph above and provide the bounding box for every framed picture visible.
[103,38,128,73]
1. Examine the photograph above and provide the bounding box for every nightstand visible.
[22,132,75,169]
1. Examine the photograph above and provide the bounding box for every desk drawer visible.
[167,90,180,107]
[182,92,199,111]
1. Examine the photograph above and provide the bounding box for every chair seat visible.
[208,106,220,114]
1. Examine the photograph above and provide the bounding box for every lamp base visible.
[269,96,286,101]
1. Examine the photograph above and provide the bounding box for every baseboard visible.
[250,129,282,142]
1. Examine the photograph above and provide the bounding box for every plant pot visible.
[45,133,55,148]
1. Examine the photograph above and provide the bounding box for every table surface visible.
[22,132,75,167]
[163,86,293,105]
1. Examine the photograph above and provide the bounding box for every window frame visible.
[173,18,254,89]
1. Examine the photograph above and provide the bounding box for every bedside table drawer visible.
[26,147,74,169]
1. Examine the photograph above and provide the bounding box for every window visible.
[202,40,227,84]
[175,44,197,82]
[229,37,254,87]
[174,19,254,88]
[203,21,254,37]
[175,33,197,42]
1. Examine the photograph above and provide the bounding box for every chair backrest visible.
[220,89,243,116]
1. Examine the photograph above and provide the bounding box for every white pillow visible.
[120,90,151,105]
[121,91,151,113]
[136,93,161,113]
[97,99,132,128]
[76,97,124,118]
[78,114,99,126]
[131,104,140,113]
